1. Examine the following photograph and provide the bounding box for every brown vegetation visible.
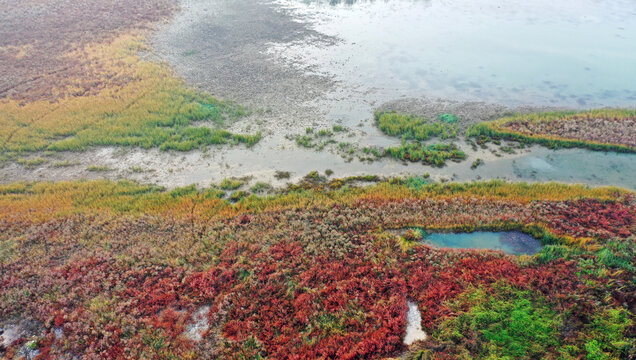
[0,0,176,102]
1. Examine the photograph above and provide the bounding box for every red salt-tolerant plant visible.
[534,198,634,240]
[122,266,189,316]
[0,181,633,359]
[148,308,188,338]
[213,242,410,359]
[404,251,523,327]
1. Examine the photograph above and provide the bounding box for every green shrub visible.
[436,281,561,359]
[438,113,458,123]
[584,308,634,359]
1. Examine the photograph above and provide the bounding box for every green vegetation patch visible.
[86,165,111,172]
[17,157,47,168]
[385,142,466,166]
[218,178,247,190]
[0,37,261,157]
[293,114,467,166]
[436,281,561,359]
[376,111,458,141]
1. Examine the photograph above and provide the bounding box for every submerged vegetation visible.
[468,109,636,152]
[0,179,633,359]
[291,113,468,166]
[293,125,344,150]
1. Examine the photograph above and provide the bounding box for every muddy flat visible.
[1,0,635,188]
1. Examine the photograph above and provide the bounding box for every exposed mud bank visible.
[1,0,634,189]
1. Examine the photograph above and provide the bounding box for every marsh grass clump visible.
[404,176,434,190]
[17,158,47,169]
[293,127,338,150]
[292,126,385,162]
[295,135,315,148]
[435,282,561,359]
[366,112,467,166]
[250,182,274,194]
[293,118,464,166]
[229,190,247,202]
[385,142,466,166]
[51,160,79,168]
[316,129,333,137]
[218,178,246,190]
[471,158,484,169]
[158,128,261,151]
[232,132,262,148]
[376,111,458,141]
[303,170,325,184]
[86,165,111,172]
[274,170,291,180]
[438,113,459,123]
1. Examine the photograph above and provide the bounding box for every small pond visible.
[423,231,542,255]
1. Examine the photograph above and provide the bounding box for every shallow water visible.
[274,0,636,109]
[8,0,632,189]
[5,142,633,190]
[450,146,636,190]
[423,231,542,255]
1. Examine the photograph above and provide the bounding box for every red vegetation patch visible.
[535,197,635,239]
[0,191,633,358]
[502,116,636,148]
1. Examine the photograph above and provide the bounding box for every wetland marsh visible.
[1,0,634,359]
